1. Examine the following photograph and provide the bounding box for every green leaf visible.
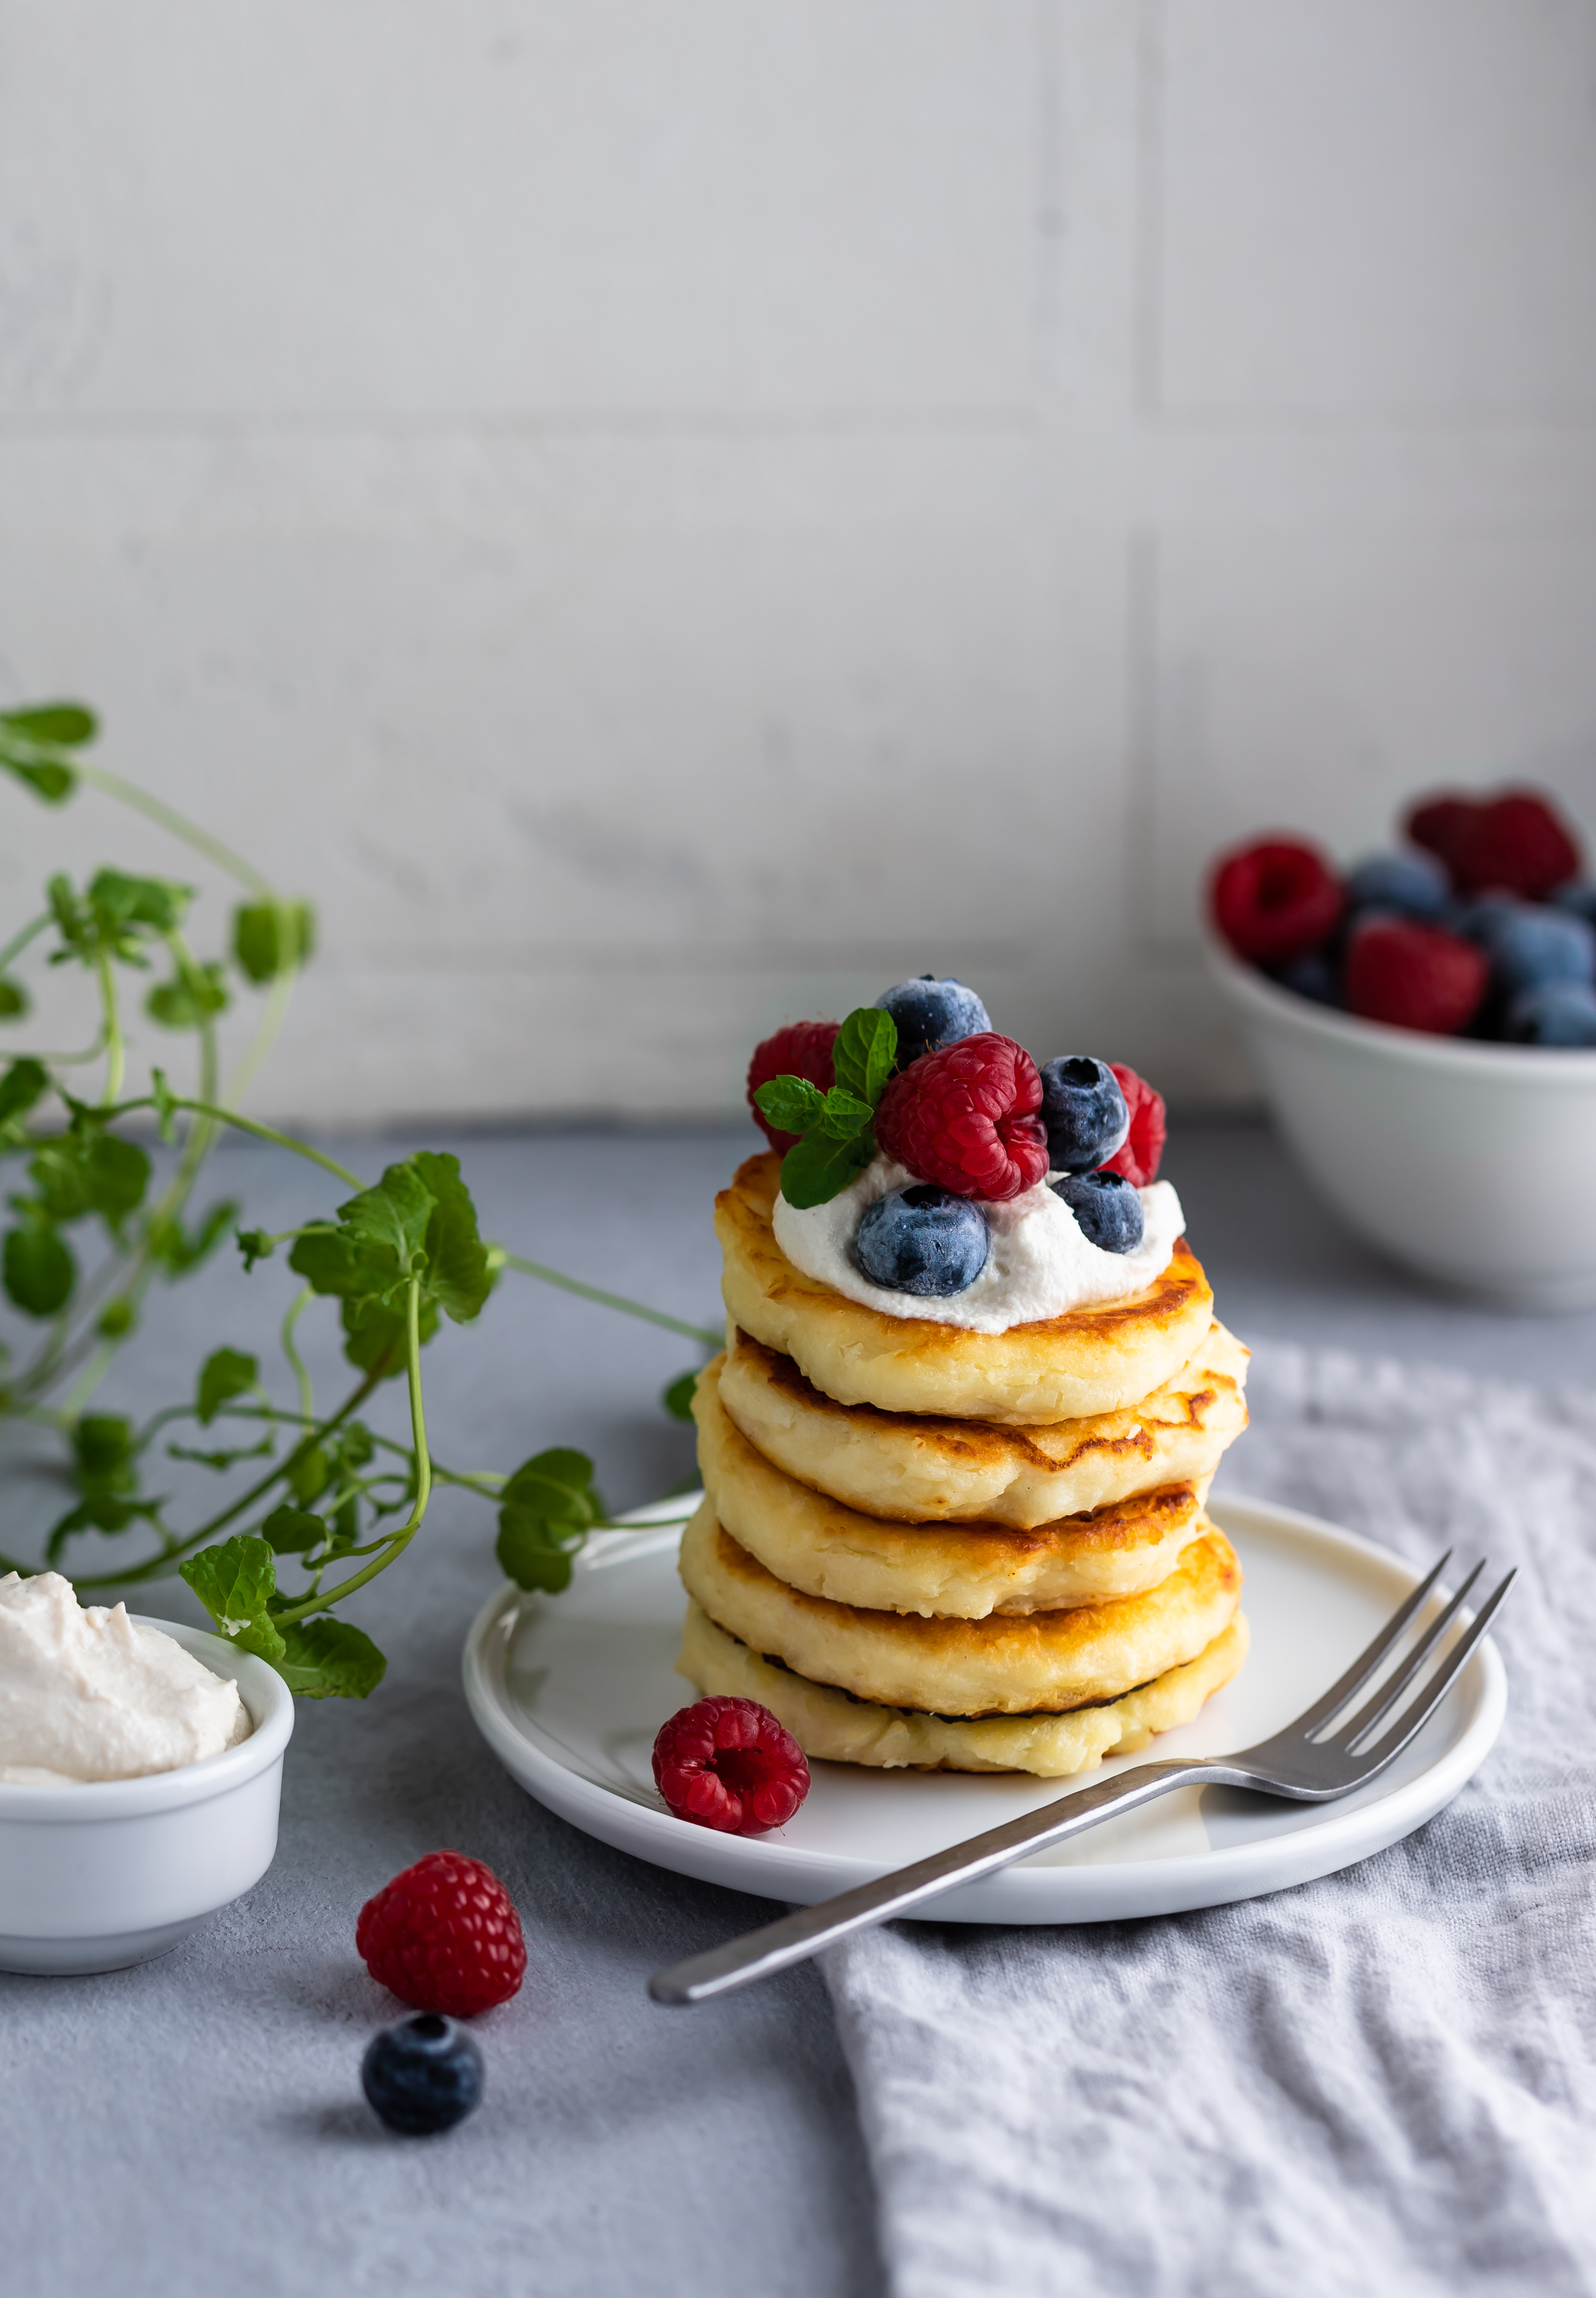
[495,1446,604,1592]
[233,899,316,985]
[777,1127,876,1210]
[86,867,191,936]
[236,1226,275,1273]
[73,1413,136,1495]
[29,1130,150,1232]
[0,743,75,803]
[339,1291,439,1378]
[0,702,97,746]
[0,1057,49,1127]
[46,1493,163,1564]
[167,1436,273,1471]
[410,1150,493,1323]
[502,1446,600,1519]
[180,1535,285,1663]
[831,1006,897,1107]
[146,961,230,1029]
[150,1066,179,1143]
[496,1508,578,1594]
[0,978,28,1021]
[753,1075,826,1137]
[288,1442,331,1505]
[663,1368,701,1421]
[97,1297,136,1339]
[260,1503,326,1553]
[274,1617,386,1699]
[149,1198,238,1276]
[196,1346,257,1425]
[2,1219,75,1315]
[814,1086,874,1141]
[341,1163,435,1283]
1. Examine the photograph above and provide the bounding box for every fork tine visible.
[1354,1571,1516,1772]
[1326,1559,1488,1749]
[1285,1549,1453,1737]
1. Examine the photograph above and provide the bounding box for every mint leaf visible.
[341,1163,435,1284]
[753,1075,826,1137]
[0,979,28,1021]
[831,1007,897,1106]
[196,1346,257,1425]
[778,1128,876,1209]
[0,702,96,746]
[275,1616,385,1698]
[0,1057,49,1128]
[495,1447,604,1593]
[496,1508,579,1593]
[411,1150,493,1322]
[2,1219,75,1315]
[663,1368,700,1421]
[73,1413,136,1495]
[339,1292,439,1378]
[814,1086,874,1141]
[180,1534,285,1663]
[233,899,315,984]
[260,1503,325,1553]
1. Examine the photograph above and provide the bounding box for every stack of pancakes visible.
[677,1152,1252,1777]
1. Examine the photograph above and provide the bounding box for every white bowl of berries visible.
[1207,789,1596,1308]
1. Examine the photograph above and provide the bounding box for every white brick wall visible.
[1,0,1593,1123]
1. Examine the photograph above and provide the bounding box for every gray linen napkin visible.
[823,1343,1596,2298]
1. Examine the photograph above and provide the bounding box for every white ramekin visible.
[0,1621,294,1975]
[1207,937,1596,1307]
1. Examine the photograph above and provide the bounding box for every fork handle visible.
[649,1756,1225,2004]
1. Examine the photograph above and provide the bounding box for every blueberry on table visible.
[1038,1056,1130,1173]
[874,976,991,1068]
[1051,1169,1145,1254]
[854,1185,990,1295]
[1344,851,1450,921]
[361,2014,484,2136]
[1505,981,1596,1046]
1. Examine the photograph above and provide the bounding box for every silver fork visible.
[649,1551,1513,2006]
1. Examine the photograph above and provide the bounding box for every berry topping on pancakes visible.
[747,1019,841,1152]
[1100,1064,1166,1188]
[875,1033,1049,1203]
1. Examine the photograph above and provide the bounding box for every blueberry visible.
[1270,950,1343,1007]
[1505,981,1596,1046]
[1552,880,1596,930]
[1476,902,1596,998]
[361,2014,484,2136]
[1051,1169,1145,1254]
[1038,1056,1130,1174]
[1453,894,1525,946]
[854,1185,989,1295]
[1344,850,1450,920]
[875,976,990,1069]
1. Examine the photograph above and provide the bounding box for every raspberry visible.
[1452,791,1580,899]
[1405,793,1478,876]
[874,1033,1049,1203]
[1344,917,1487,1035]
[1100,1064,1166,1187]
[1209,838,1343,965]
[652,1696,810,1835]
[356,1851,526,2018]
[746,1020,841,1152]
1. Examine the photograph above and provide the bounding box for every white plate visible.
[461,1492,1507,1924]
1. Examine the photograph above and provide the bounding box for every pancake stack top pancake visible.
[677,983,1252,1777]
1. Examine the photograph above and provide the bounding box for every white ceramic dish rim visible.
[0,1619,293,1820]
[1206,933,1596,1082]
[461,1492,1507,1911]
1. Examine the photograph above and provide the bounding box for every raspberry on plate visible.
[1344,917,1488,1035]
[747,1020,841,1152]
[652,1695,810,1835]
[357,1850,527,2018]
[1100,1064,1166,1188]
[874,1033,1049,1202]
[1209,838,1343,965]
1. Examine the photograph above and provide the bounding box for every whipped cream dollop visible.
[0,1572,251,1785]
[772,1156,1185,1335]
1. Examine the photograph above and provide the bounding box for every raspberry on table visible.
[1100,1064,1166,1188]
[874,1033,1049,1202]
[652,1696,810,1835]
[357,1851,527,2018]
[1344,917,1488,1035]
[1209,838,1343,965]
[747,1020,841,1152]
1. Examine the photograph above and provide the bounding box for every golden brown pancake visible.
[695,1350,1207,1616]
[677,1500,1241,1716]
[715,1319,1249,1526]
[678,1600,1250,1776]
[716,1152,1214,1423]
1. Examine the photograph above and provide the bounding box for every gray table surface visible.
[4,1117,1593,2298]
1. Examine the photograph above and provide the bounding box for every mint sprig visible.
[754,1006,898,1208]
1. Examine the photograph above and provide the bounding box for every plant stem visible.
[281,1285,315,1425]
[72,759,273,896]
[494,1248,721,1349]
[0,910,50,975]
[95,953,124,1105]
[105,1094,364,1191]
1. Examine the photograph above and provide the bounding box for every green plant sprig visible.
[753,1005,898,1206]
[0,701,715,1694]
